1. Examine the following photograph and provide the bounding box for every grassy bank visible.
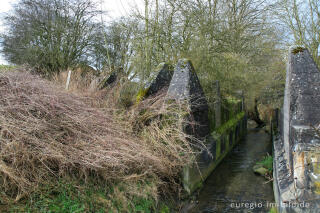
[0,67,203,212]
[5,178,164,212]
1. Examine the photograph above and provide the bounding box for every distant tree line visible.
[1,0,319,110]
[1,0,105,76]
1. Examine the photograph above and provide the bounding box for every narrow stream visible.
[188,128,274,213]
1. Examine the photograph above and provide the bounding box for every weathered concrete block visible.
[145,63,173,97]
[273,48,320,212]
[183,112,247,194]
[221,103,230,125]
[167,59,248,194]
[279,108,284,140]
[235,90,245,112]
[213,81,222,129]
[99,72,118,89]
[229,130,234,146]
[183,137,217,194]
[136,63,173,102]
[283,47,320,169]
[167,59,210,139]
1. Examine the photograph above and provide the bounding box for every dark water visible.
[188,128,274,213]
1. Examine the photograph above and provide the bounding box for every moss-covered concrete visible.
[183,111,247,194]
[136,87,149,104]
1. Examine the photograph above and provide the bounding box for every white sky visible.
[0,0,144,64]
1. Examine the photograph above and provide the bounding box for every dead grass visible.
[53,67,100,93]
[0,68,203,207]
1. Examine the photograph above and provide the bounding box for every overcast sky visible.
[0,0,143,64]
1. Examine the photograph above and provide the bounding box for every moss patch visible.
[291,46,306,54]
[215,111,245,135]
[136,88,149,104]
[4,178,161,213]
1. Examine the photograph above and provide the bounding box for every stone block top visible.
[288,47,320,127]
[136,63,173,103]
[145,62,173,97]
[166,59,210,139]
[167,59,208,110]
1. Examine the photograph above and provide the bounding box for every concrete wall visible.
[140,59,247,194]
[273,48,320,212]
[165,59,247,194]
[183,111,247,194]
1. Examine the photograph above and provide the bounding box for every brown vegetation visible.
[0,68,202,205]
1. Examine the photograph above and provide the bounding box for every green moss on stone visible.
[215,112,245,135]
[136,88,149,104]
[183,110,246,195]
[291,46,306,54]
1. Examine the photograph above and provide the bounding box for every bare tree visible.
[274,0,320,66]
[1,0,103,76]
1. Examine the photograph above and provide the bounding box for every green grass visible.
[9,181,108,213]
[5,178,161,213]
[257,155,273,172]
[0,64,16,70]
[136,87,149,104]
[269,206,278,213]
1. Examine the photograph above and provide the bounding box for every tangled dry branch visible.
[0,70,203,202]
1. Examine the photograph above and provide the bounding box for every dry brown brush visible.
[0,69,203,203]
